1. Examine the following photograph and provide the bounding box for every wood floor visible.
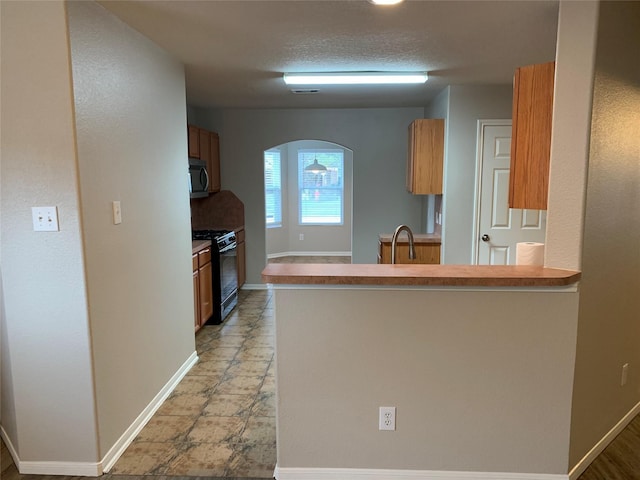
[577,412,640,480]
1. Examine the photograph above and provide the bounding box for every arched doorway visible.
[264,139,353,264]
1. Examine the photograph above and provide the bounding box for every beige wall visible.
[545,2,598,270]
[275,287,579,474]
[66,1,195,458]
[569,0,640,468]
[195,107,425,283]
[1,0,196,469]
[0,0,99,462]
[440,85,514,264]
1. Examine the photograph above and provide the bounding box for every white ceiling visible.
[98,0,559,109]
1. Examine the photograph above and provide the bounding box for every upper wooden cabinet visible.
[187,124,221,194]
[198,128,210,164]
[407,119,444,194]
[509,61,555,210]
[188,125,200,158]
[209,132,221,193]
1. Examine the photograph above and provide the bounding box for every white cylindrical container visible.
[516,242,545,266]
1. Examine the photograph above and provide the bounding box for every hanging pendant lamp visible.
[305,158,327,174]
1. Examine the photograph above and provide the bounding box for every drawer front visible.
[192,253,199,272]
[198,247,212,267]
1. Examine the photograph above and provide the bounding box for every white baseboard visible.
[1,427,97,475]
[1,351,198,476]
[241,283,269,290]
[101,350,199,472]
[14,459,101,476]
[275,466,568,480]
[1,425,102,476]
[568,399,640,480]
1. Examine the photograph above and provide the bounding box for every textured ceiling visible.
[98,0,559,109]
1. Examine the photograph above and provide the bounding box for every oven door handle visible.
[218,242,237,254]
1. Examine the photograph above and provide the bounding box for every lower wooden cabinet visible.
[193,259,200,331]
[378,241,441,264]
[198,260,213,324]
[193,244,214,331]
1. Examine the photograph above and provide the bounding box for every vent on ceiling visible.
[291,88,320,95]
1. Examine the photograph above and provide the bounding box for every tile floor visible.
[111,256,348,476]
[111,289,276,478]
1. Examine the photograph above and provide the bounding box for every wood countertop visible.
[262,263,581,287]
[379,233,441,244]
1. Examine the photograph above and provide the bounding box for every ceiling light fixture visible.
[283,72,428,85]
[368,0,405,5]
[305,158,327,174]
[291,88,320,95]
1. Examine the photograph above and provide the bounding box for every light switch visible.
[112,201,122,225]
[32,206,60,231]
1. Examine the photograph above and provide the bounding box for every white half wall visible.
[274,286,579,475]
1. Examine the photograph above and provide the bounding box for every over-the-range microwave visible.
[189,157,209,198]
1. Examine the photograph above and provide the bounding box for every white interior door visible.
[475,123,546,265]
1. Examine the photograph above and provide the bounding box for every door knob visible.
[481,234,490,242]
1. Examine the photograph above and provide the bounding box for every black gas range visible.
[192,229,236,250]
[192,229,238,324]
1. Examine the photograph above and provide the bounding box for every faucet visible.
[391,224,416,264]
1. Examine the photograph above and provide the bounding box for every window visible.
[298,150,344,225]
[264,150,282,227]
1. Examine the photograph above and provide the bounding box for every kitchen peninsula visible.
[263,263,581,479]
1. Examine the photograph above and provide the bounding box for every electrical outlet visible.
[621,363,629,386]
[299,233,304,241]
[379,406,396,431]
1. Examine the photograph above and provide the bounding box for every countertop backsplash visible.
[191,189,245,231]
